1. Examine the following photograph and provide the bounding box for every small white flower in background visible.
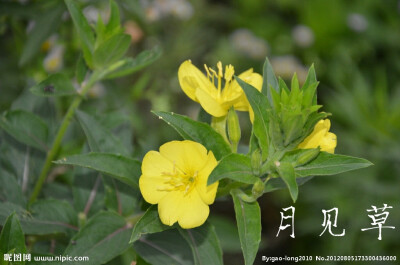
[292,25,314,48]
[347,13,368,32]
[141,0,194,22]
[41,35,58,52]
[230,28,269,60]
[43,45,64,73]
[83,5,110,24]
[270,55,308,84]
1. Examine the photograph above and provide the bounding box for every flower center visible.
[159,162,198,195]
[204,61,235,99]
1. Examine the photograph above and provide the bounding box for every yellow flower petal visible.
[298,119,337,153]
[196,87,228,117]
[178,60,213,102]
[177,190,210,229]
[159,140,208,173]
[196,152,219,205]
[139,176,169,204]
[158,191,184,226]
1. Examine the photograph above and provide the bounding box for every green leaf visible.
[264,176,314,193]
[153,111,231,160]
[130,205,172,243]
[102,47,162,79]
[0,200,78,235]
[65,0,95,68]
[208,216,241,253]
[295,152,373,177]
[276,162,298,202]
[30,73,77,97]
[75,110,130,155]
[179,222,223,265]
[133,229,194,265]
[0,169,25,207]
[301,64,317,105]
[19,2,64,66]
[0,213,26,265]
[106,0,121,34]
[0,110,48,151]
[208,154,257,185]
[236,77,270,160]
[231,190,261,265]
[93,33,131,69]
[63,211,131,265]
[261,57,279,104]
[76,55,88,84]
[54,153,141,189]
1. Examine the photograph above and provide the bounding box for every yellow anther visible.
[224,64,235,82]
[217,61,223,77]
[204,64,212,79]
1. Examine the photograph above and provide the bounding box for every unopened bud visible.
[252,179,264,199]
[78,212,87,228]
[294,148,320,167]
[251,149,262,176]
[227,108,241,152]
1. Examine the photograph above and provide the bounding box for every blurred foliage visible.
[0,0,399,264]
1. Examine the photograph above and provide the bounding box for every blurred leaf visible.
[0,169,25,207]
[19,2,64,66]
[102,47,162,79]
[0,200,78,235]
[178,222,223,265]
[63,211,131,265]
[64,0,95,68]
[264,176,314,193]
[76,55,88,84]
[208,153,257,185]
[54,153,141,189]
[0,110,48,151]
[276,162,298,202]
[133,229,194,265]
[93,33,131,69]
[106,0,121,35]
[236,77,270,160]
[75,110,129,155]
[0,213,26,265]
[231,191,261,265]
[295,152,373,177]
[208,216,241,253]
[30,73,77,97]
[153,111,231,160]
[261,57,279,105]
[130,205,172,243]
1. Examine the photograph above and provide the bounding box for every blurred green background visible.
[1,0,400,264]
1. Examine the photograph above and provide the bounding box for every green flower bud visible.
[78,212,87,228]
[252,178,264,199]
[227,108,241,152]
[251,149,262,176]
[294,148,320,167]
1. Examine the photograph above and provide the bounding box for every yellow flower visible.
[298,119,337,153]
[178,60,262,118]
[139,140,218,229]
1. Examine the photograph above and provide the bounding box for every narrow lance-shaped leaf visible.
[295,152,373,177]
[301,64,317,105]
[0,213,26,264]
[64,0,95,67]
[231,190,261,265]
[264,176,314,193]
[276,162,298,202]
[208,153,257,185]
[236,77,270,160]
[93,33,131,69]
[178,222,223,265]
[153,111,231,160]
[261,57,279,105]
[130,205,173,243]
[54,153,141,189]
[0,110,48,151]
[30,73,77,97]
[103,46,162,79]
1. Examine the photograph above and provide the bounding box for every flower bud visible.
[252,178,264,199]
[227,108,241,152]
[294,148,320,167]
[251,149,262,176]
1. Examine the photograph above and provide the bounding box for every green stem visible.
[29,75,98,204]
